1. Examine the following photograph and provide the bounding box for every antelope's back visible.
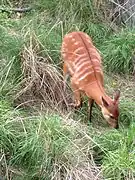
[61,31,103,85]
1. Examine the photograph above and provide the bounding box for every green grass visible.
[0,102,71,178]
[101,29,135,74]
[0,99,135,179]
[0,100,98,179]
[96,124,135,179]
[90,121,135,179]
[119,98,135,126]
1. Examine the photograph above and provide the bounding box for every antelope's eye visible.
[110,115,114,119]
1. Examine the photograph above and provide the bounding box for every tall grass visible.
[90,118,135,179]
[101,29,135,74]
[33,0,98,20]
[0,100,102,179]
[1,98,135,179]
[96,124,135,179]
[0,24,23,98]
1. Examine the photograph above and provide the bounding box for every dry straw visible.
[15,32,72,112]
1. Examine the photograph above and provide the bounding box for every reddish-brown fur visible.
[61,31,120,128]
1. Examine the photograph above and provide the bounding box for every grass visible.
[99,125,135,179]
[93,125,135,179]
[0,100,102,179]
[0,98,135,179]
[0,0,135,179]
[101,29,135,74]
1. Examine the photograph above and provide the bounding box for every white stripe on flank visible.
[96,70,102,73]
[90,53,101,61]
[86,38,92,44]
[94,66,102,71]
[75,58,91,68]
[74,57,89,65]
[92,58,100,63]
[74,47,85,54]
[74,53,87,62]
[77,66,93,78]
[75,62,92,72]
[78,71,94,81]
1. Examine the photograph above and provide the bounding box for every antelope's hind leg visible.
[88,98,94,123]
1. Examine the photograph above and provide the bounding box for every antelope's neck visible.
[84,81,112,106]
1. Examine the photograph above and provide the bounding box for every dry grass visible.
[52,162,102,180]
[14,33,72,112]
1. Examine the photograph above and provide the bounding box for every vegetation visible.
[0,0,135,180]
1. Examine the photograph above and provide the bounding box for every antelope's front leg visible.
[88,98,94,122]
[70,78,82,108]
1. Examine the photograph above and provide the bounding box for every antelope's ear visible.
[113,90,120,103]
[101,97,109,108]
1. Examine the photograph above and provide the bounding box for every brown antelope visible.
[61,31,120,129]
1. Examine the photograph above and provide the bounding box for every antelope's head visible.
[101,90,120,129]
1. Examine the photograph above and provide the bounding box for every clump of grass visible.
[83,22,112,46]
[92,123,135,180]
[14,31,72,111]
[32,0,110,35]
[0,100,102,180]
[103,125,135,179]
[33,0,98,21]
[101,29,135,74]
